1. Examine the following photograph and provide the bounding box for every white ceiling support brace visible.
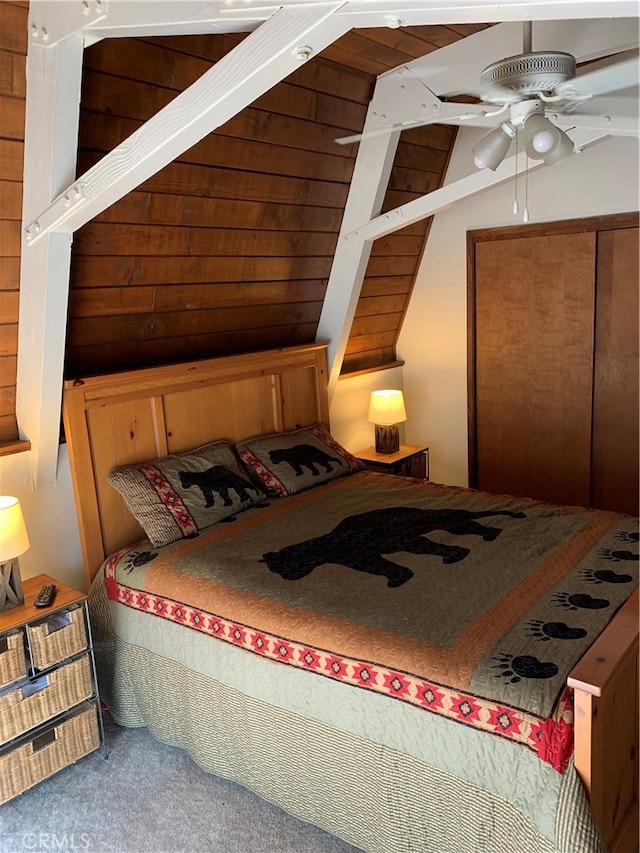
[25,3,350,244]
[319,16,637,394]
[345,130,610,245]
[211,0,638,30]
[28,0,107,47]
[18,4,351,485]
[66,0,260,45]
[318,78,403,399]
[29,0,638,45]
[320,129,609,399]
[16,35,84,486]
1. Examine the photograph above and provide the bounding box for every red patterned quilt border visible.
[104,554,574,774]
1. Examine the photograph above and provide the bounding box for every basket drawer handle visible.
[31,729,57,753]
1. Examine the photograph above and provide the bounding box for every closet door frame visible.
[467,211,639,494]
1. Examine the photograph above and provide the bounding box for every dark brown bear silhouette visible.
[261,506,525,587]
[268,444,339,477]
[179,466,255,508]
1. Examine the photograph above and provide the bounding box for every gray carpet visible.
[0,713,362,853]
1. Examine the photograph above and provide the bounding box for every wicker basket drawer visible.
[0,702,100,804]
[0,630,27,689]
[0,655,93,746]
[28,606,88,670]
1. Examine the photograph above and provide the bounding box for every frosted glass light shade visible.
[541,129,574,165]
[0,496,30,562]
[471,122,515,171]
[523,114,574,164]
[368,390,407,426]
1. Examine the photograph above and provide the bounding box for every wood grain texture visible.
[590,227,639,516]
[569,588,639,850]
[468,214,639,515]
[64,25,461,387]
[0,3,25,444]
[2,15,479,447]
[474,231,597,506]
[62,343,330,585]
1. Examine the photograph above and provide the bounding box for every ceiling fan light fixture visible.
[472,122,515,171]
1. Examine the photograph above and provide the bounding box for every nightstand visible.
[356,444,429,480]
[0,574,106,804]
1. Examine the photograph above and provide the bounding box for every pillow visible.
[235,423,362,497]
[108,441,267,547]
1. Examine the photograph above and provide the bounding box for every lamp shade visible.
[0,496,30,563]
[368,390,407,426]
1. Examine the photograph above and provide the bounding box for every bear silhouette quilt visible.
[102,470,638,771]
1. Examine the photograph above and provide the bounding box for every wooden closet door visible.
[473,232,596,506]
[590,227,639,516]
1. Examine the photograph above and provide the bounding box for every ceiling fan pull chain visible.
[523,155,530,223]
[513,129,520,215]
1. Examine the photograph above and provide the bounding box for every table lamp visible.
[368,390,407,454]
[0,496,30,612]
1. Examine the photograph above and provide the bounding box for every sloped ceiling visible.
[65,24,489,379]
[6,3,636,480]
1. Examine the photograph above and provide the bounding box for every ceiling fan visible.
[336,22,639,173]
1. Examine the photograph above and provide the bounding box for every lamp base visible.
[0,558,24,612]
[374,424,400,455]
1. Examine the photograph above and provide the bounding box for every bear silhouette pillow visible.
[236,424,362,497]
[108,441,267,547]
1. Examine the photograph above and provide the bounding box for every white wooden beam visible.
[319,129,611,390]
[79,0,261,44]
[317,14,637,389]
[33,0,637,43]
[25,3,350,243]
[28,0,107,47]
[317,85,402,398]
[17,36,84,485]
[214,0,638,30]
[347,129,611,244]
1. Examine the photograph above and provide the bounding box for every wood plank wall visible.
[0,1,27,445]
[66,28,468,379]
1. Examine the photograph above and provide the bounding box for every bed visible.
[62,343,639,853]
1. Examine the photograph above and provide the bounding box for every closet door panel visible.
[591,227,639,516]
[474,232,596,506]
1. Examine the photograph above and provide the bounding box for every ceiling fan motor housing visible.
[481,51,576,96]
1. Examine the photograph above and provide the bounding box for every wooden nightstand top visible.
[0,574,86,633]
[355,444,428,465]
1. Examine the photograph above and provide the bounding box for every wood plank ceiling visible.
[0,3,489,442]
[68,25,488,378]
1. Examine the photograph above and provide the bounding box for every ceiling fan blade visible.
[335,120,432,146]
[555,49,639,99]
[335,110,492,146]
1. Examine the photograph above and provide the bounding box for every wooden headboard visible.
[63,343,330,588]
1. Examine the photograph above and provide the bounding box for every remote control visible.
[34,583,56,608]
